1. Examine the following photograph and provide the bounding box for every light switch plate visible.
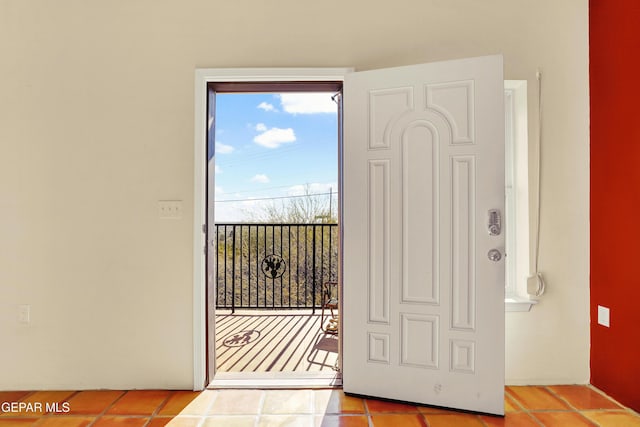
[158,200,183,219]
[597,305,610,328]
[18,304,30,324]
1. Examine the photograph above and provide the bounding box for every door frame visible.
[193,68,353,390]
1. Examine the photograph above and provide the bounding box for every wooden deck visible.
[215,310,339,374]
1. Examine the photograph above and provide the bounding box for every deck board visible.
[215,310,339,373]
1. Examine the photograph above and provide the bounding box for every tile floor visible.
[0,385,638,426]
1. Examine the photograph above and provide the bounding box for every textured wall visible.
[590,0,640,412]
[0,0,589,389]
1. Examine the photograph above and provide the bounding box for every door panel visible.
[343,55,505,415]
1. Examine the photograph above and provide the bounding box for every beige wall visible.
[0,0,589,389]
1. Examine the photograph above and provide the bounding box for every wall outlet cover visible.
[597,305,610,328]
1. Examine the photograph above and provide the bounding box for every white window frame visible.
[504,80,536,312]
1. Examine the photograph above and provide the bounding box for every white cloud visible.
[251,174,270,184]
[257,102,276,112]
[215,164,222,174]
[288,182,338,196]
[255,123,267,132]
[216,142,234,154]
[279,93,337,114]
[253,127,296,149]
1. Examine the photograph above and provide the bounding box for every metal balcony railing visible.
[214,223,338,312]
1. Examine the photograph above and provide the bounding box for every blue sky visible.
[213,92,338,222]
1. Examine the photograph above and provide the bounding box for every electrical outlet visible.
[597,305,610,328]
[18,305,30,324]
[158,200,183,219]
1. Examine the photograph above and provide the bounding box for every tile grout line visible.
[587,384,625,406]
[422,409,432,427]
[504,388,550,427]
[24,390,80,425]
[259,389,319,417]
[362,398,374,427]
[6,386,639,426]
[252,389,266,427]
[145,390,178,427]
[544,385,640,424]
[476,414,491,427]
[542,386,600,427]
[85,390,127,427]
[0,391,31,417]
[587,384,640,417]
[83,390,175,426]
[543,385,583,411]
[205,389,265,421]
[200,388,222,426]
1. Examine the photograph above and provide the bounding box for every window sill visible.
[505,297,537,312]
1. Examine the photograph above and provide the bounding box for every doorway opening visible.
[196,60,505,414]
[206,82,343,387]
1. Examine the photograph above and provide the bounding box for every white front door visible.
[343,55,505,415]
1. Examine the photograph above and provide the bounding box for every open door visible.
[343,55,505,415]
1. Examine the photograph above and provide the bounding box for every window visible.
[504,80,535,311]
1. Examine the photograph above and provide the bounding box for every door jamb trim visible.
[193,68,352,390]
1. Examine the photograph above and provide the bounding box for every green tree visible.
[216,185,339,310]
[246,184,337,223]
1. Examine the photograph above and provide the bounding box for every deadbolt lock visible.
[487,209,501,236]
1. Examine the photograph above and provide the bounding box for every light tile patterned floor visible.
[0,386,638,426]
